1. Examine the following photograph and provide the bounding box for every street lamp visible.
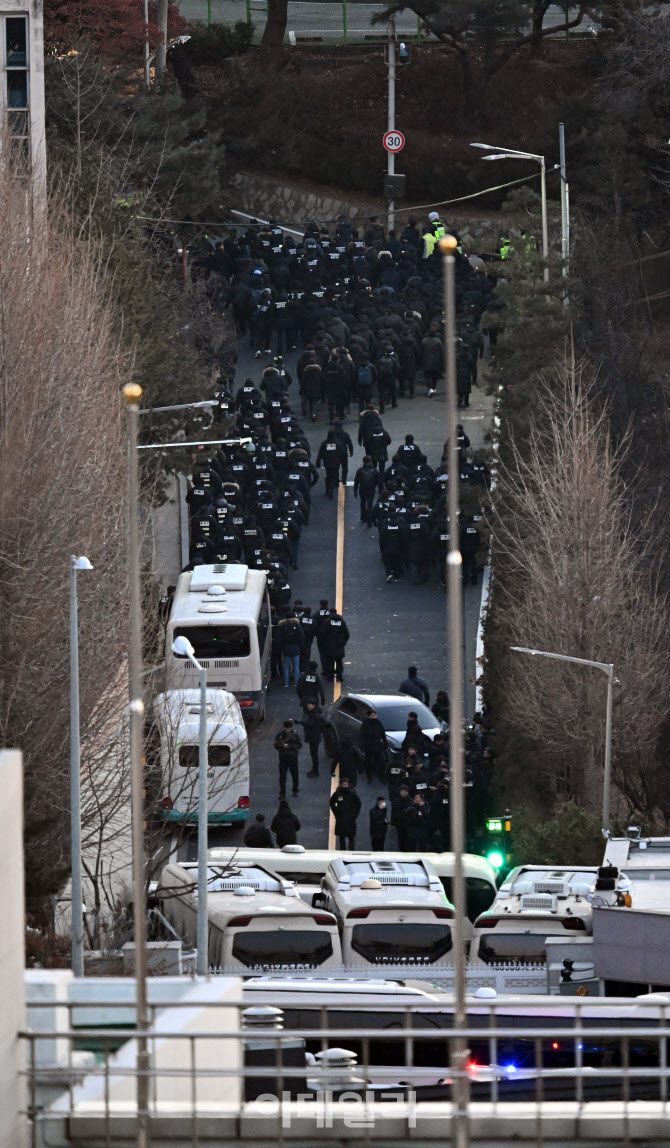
[70,555,93,978]
[172,635,209,976]
[510,646,615,833]
[471,142,549,283]
[439,234,469,1148]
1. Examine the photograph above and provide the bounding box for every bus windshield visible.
[173,625,251,659]
[232,929,334,969]
[478,933,547,965]
[352,923,452,964]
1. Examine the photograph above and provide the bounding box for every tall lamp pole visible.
[70,555,93,979]
[439,234,470,1148]
[510,646,615,833]
[122,382,149,1148]
[471,142,549,283]
[172,637,209,976]
[387,16,396,237]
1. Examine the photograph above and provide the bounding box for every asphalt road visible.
[184,338,494,857]
[176,0,598,43]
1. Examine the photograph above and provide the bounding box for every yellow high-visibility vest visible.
[423,233,437,257]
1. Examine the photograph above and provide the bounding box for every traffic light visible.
[398,41,410,65]
[485,812,512,872]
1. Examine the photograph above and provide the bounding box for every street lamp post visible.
[471,142,549,283]
[70,555,93,979]
[121,382,149,1148]
[439,234,470,1148]
[172,636,209,976]
[510,646,615,833]
[387,17,396,237]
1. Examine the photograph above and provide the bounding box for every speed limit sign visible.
[383,130,405,153]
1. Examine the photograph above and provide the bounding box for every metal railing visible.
[177,0,601,45]
[22,992,670,1146]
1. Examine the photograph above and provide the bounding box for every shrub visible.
[186,19,253,65]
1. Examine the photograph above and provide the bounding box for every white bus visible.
[158,860,342,971]
[470,865,631,966]
[206,846,498,923]
[313,857,468,966]
[152,689,249,826]
[165,564,271,721]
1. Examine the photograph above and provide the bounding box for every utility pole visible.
[122,383,149,1148]
[440,235,470,1148]
[156,0,168,77]
[387,17,396,238]
[69,555,93,979]
[143,0,151,90]
[558,122,570,303]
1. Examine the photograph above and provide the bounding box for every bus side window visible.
[257,595,270,653]
[466,877,496,921]
[440,875,496,922]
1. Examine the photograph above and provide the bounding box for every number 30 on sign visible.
[383,130,405,153]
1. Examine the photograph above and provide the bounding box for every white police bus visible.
[165,564,271,721]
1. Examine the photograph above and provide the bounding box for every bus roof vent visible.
[533,880,568,896]
[520,894,557,912]
[339,859,438,889]
[189,564,249,592]
[198,603,228,613]
[233,886,256,897]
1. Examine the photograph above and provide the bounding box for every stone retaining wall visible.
[229,169,512,251]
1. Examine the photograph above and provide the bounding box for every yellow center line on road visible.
[328,481,346,849]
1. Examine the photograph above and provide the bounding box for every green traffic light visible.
[487,850,504,870]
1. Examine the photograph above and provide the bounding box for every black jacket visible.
[369,804,389,837]
[243,823,274,848]
[329,787,361,834]
[274,729,303,762]
[321,613,350,653]
[271,809,301,846]
[278,617,305,655]
[359,716,388,753]
[399,674,430,705]
[353,465,381,498]
[295,669,325,705]
[298,708,327,745]
[337,742,364,786]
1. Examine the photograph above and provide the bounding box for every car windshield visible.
[375,702,437,732]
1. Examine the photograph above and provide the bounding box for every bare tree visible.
[0,147,131,909]
[490,354,670,820]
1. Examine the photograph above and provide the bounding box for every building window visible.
[4,15,29,172]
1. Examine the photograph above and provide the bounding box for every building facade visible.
[0,0,46,207]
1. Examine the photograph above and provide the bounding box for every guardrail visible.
[22,991,670,1146]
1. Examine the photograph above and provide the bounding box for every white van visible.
[470,865,631,966]
[152,689,249,826]
[165,564,271,721]
[314,857,463,966]
[206,845,497,923]
[158,860,342,971]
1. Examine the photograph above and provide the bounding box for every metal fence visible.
[22,992,670,1146]
[177,0,601,46]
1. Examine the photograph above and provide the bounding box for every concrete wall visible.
[228,170,504,251]
[593,907,670,985]
[0,750,27,1148]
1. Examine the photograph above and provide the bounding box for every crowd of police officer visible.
[182,207,500,845]
[185,209,497,593]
